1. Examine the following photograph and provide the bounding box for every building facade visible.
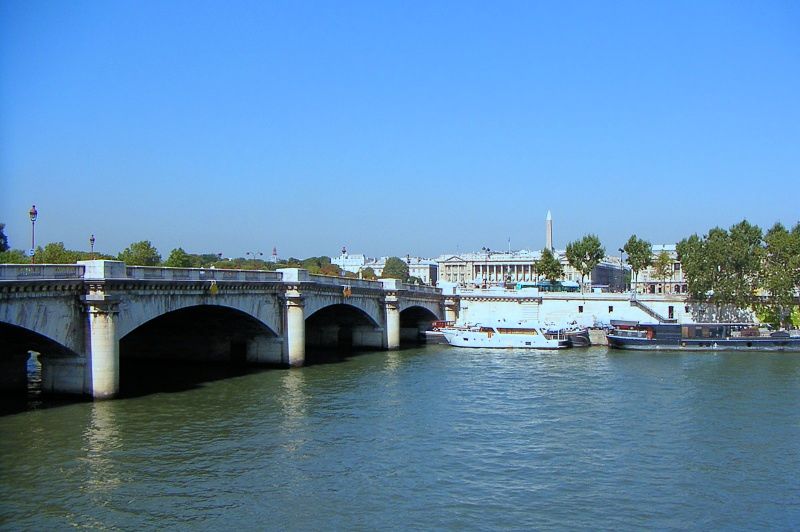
[331,249,438,285]
[632,244,688,295]
[434,250,627,292]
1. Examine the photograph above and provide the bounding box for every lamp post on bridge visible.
[246,251,263,268]
[29,205,38,264]
[90,234,96,260]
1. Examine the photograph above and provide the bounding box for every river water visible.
[1,345,799,530]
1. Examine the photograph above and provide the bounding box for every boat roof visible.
[610,320,760,328]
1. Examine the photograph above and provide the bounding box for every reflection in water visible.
[384,351,401,374]
[81,401,122,494]
[279,369,309,430]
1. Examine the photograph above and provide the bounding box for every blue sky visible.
[1,1,799,259]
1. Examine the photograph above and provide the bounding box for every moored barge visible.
[607,321,800,351]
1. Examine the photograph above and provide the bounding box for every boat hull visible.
[607,335,800,352]
[441,329,568,349]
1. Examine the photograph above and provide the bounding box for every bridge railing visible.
[403,283,440,294]
[0,264,86,280]
[308,273,382,290]
[125,266,283,282]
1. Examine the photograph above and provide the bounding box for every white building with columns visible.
[435,211,626,291]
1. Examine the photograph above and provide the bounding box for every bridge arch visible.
[399,305,439,344]
[120,304,281,365]
[116,294,282,340]
[0,322,82,393]
[305,303,384,354]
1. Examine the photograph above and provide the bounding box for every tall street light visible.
[90,234,96,260]
[246,251,263,268]
[29,205,38,264]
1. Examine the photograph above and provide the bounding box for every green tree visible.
[677,233,709,301]
[677,219,763,308]
[164,247,194,268]
[36,242,81,264]
[118,240,161,266]
[535,248,563,284]
[381,257,410,281]
[565,234,605,292]
[360,267,378,280]
[0,223,8,252]
[653,250,673,294]
[623,234,652,289]
[762,223,799,327]
[0,249,28,263]
[301,256,341,276]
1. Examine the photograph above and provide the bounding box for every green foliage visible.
[118,240,162,266]
[535,248,563,283]
[0,249,28,263]
[677,219,764,308]
[407,275,424,285]
[36,242,82,264]
[623,234,652,285]
[164,247,195,268]
[761,223,800,327]
[0,223,8,252]
[565,234,605,290]
[381,257,410,281]
[361,267,378,280]
[301,256,341,276]
[653,250,673,292]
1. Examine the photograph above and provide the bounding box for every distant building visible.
[435,211,626,291]
[269,246,279,263]
[435,249,626,291]
[366,256,438,285]
[633,244,687,295]
[332,247,367,273]
[331,248,438,285]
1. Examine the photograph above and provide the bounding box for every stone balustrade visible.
[0,264,86,280]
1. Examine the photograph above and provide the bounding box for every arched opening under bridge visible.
[305,304,383,362]
[119,305,280,396]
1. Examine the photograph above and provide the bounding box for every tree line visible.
[623,220,800,327]
[0,226,421,283]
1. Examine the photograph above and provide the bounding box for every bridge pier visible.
[83,295,120,399]
[41,355,86,395]
[381,279,401,350]
[279,269,307,367]
[444,297,459,323]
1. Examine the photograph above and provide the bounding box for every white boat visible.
[439,320,569,349]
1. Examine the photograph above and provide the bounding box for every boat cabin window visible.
[608,305,614,313]
[479,327,495,333]
[578,305,583,313]
[497,328,538,335]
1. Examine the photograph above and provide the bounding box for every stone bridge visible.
[0,261,446,399]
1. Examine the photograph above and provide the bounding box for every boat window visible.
[608,306,614,313]
[578,305,583,313]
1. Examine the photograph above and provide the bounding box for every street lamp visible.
[618,247,627,293]
[90,234,96,259]
[246,251,263,265]
[29,205,38,264]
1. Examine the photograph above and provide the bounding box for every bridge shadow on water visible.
[0,342,426,416]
